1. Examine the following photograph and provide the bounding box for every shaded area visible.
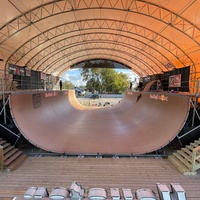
[9,90,190,155]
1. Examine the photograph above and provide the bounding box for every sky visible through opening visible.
[61,68,139,87]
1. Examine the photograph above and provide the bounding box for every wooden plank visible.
[0,145,4,169]
[4,149,18,160]
[168,156,189,174]
[190,143,198,148]
[6,154,27,172]
[173,153,191,168]
[182,147,192,155]
[4,151,22,166]
[3,146,14,155]
[2,143,10,149]
[0,157,200,199]
[177,150,192,163]
[0,140,6,145]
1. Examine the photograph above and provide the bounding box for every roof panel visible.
[0,0,200,80]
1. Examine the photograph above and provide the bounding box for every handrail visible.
[0,145,4,170]
[0,124,20,138]
[191,146,200,172]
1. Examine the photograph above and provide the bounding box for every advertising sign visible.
[169,74,181,87]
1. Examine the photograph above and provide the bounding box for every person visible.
[59,80,63,90]
[156,80,161,91]
[129,82,132,90]
[138,81,143,91]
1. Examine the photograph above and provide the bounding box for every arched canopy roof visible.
[0,0,200,78]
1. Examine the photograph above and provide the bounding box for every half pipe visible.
[9,90,190,155]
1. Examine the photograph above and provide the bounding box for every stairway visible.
[0,138,27,172]
[168,138,200,175]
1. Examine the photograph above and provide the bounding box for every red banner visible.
[169,74,181,87]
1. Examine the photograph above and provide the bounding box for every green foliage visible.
[80,61,129,93]
[62,80,74,89]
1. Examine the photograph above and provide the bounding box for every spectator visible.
[129,82,133,90]
[138,81,143,91]
[156,80,162,91]
[59,80,63,90]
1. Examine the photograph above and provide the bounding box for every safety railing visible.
[191,146,200,172]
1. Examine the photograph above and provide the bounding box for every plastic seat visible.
[156,183,171,200]
[170,183,186,200]
[110,188,120,200]
[23,187,49,199]
[88,188,107,200]
[23,187,37,199]
[50,187,69,199]
[122,188,133,200]
[135,188,157,200]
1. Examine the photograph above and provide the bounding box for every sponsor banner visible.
[41,73,46,80]
[25,67,31,76]
[8,63,25,76]
[46,74,52,82]
[150,94,168,101]
[126,91,132,95]
[164,61,175,69]
[169,74,181,87]
[144,76,150,82]
[15,66,20,75]
[19,67,25,76]
[45,92,58,97]
[52,76,57,84]
[32,94,41,108]
[8,63,15,74]
[64,91,68,95]
[45,91,68,97]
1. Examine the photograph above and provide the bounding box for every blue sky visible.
[61,68,139,87]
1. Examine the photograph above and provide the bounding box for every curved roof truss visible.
[0,0,199,78]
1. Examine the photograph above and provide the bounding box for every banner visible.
[32,94,41,108]
[19,67,25,76]
[8,63,25,76]
[41,73,46,80]
[8,63,15,74]
[25,67,31,76]
[164,61,175,69]
[169,74,181,87]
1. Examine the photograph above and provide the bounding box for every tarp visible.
[0,0,200,81]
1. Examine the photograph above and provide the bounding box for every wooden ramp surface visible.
[9,90,190,154]
[0,157,199,200]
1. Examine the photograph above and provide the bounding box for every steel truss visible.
[177,80,200,143]
[0,0,198,78]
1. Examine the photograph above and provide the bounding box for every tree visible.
[81,62,102,93]
[62,80,74,89]
[80,61,129,93]
[101,68,116,93]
